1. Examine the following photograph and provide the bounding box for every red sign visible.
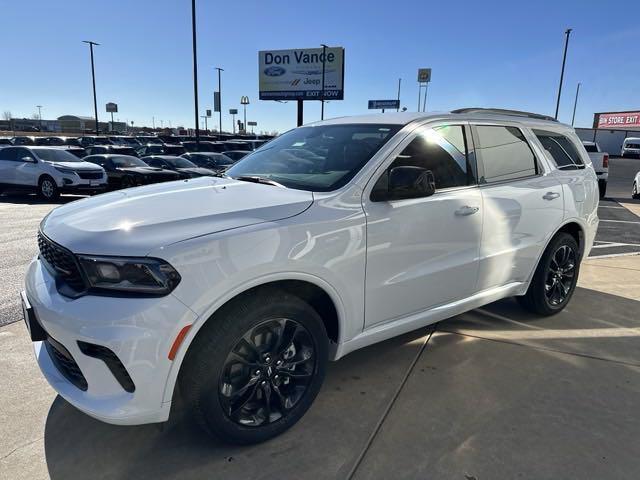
[597,111,640,128]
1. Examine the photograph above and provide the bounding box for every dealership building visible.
[574,109,640,155]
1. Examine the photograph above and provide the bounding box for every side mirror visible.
[387,166,435,200]
[21,156,37,163]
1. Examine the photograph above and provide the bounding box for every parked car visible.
[182,141,228,153]
[0,137,12,145]
[23,109,598,444]
[85,145,139,157]
[34,136,82,147]
[137,144,186,157]
[10,136,35,145]
[78,136,114,148]
[58,146,88,159]
[633,170,640,199]
[142,155,216,178]
[223,141,252,152]
[83,154,182,189]
[582,141,609,198]
[621,137,640,158]
[181,152,234,171]
[222,150,249,162]
[0,146,106,199]
[108,136,142,147]
[135,135,163,145]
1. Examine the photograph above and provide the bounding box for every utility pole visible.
[571,82,581,127]
[554,28,573,120]
[191,0,200,148]
[82,40,100,135]
[201,115,207,131]
[320,44,328,120]
[241,96,249,133]
[215,67,224,133]
[396,79,401,112]
[36,105,42,130]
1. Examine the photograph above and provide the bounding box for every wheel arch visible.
[162,273,346,404]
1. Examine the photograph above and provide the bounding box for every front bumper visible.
[61,183,108,194]
[24,258,198,425]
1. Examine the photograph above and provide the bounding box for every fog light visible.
[63,178,73,185]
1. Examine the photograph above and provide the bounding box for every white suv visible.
[0,146,107,199]
[23,109,598,444]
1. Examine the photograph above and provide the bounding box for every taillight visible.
[603,154,609,168]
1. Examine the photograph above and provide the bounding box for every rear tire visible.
[598,180,607,199]
[180,287,328,444]
[517,233,580,316]
[38,176,59,200]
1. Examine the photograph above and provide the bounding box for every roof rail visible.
[451,108,557,122]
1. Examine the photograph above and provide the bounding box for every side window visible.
[474,126,537,183]
[0,147,18,161]
[371,125,474,198]
[16,148,35,161]
[533,130,584,169]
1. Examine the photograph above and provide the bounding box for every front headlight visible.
[77,255,181,295]
[54,166,77,175]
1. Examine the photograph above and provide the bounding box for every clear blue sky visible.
[1,0,639,133]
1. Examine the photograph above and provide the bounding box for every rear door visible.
[472,123,564,291]
[0,147,19,185]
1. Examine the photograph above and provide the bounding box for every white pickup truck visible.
[582,141,609,199]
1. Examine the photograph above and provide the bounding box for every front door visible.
[363,123,483,328]
[12,148,39,186]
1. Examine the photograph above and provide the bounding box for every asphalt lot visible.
[1,158,640,479]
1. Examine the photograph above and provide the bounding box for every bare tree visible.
[2,111,11,121]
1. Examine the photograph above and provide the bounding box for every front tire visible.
[517,233,580,316]
[180,287,328,444]
[38,176,59,200]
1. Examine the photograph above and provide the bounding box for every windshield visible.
[166,157,196,168]
[35,148,82,162]
[111,155,149,167]
[226,124,400,191]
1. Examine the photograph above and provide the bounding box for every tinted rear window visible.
[474,126,537,183]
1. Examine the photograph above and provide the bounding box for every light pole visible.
[82,40,100,135]
[320,44,328,120]
[191,0,200,148]
[554,28,572,120]
[201,115,208,131]
[36,105,42,131]
[571,82,581,127]
[240,96,249,133]
[215,67,224,133]
[396,79,401,113]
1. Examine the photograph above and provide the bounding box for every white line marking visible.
[593,241,640,247]
[599,219,640,224]
[588,251,640,259]
[598,206,625,209]
[592,243,627,249]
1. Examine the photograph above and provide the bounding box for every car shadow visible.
[42,288,640,479]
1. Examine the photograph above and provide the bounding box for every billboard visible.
[417,68,431,83]
[595,111,640,129]
[106,102,118,113]
[259,47,344,101]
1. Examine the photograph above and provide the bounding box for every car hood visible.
[118,166,176,175]
[47,161,103,171]
[41,176,314,256]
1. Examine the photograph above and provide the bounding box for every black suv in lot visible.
[142,155,215,178]
[85,145,140,157]
[84,154,181,189]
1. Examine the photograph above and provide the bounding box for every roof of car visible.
[311,109,569,128]
[625,137,640,141]
[141,155,181,159]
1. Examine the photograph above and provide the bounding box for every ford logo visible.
[264,66,286,77]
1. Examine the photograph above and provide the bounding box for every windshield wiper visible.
[234,175,285,187]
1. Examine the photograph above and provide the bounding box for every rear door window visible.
[473,125,538,183]
[0,147,19,161]
[533,130,584,169]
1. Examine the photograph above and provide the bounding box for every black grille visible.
[37,232,86,294]
[77,170,103,180]
[46,337,88,391]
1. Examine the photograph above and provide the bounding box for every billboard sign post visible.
[417,68,432,112]
[106,102,118,132]
[259,47,345,127]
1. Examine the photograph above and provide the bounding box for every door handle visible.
[455,206,479,216]
[543,192,560,200]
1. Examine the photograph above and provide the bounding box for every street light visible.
[191,0,200,148]
[320,44,328,120]
[554,28,572,120]
[240,96,249,133]
[82,40,100,135]
[36,105,42,131]
[571,82,581,127]
[215,67,224,133]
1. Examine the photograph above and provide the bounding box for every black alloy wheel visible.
[219,318,316,427]
[544,244,576,307]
